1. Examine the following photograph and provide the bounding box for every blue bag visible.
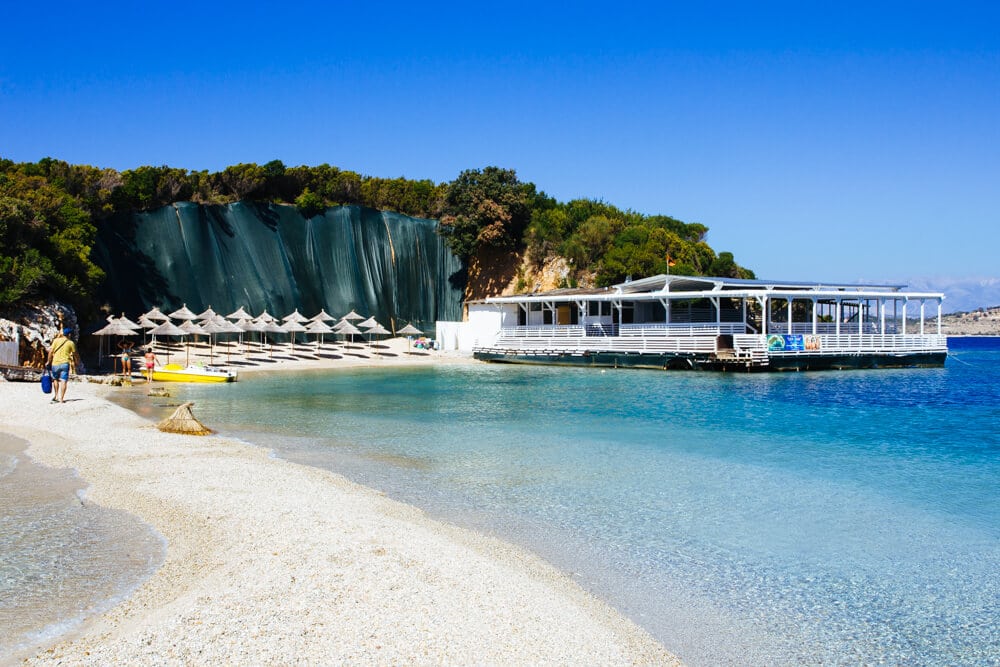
[41,368,52,394]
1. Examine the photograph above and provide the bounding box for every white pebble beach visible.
[0,348,679,666]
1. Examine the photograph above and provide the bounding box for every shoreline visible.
[0,368,678,665]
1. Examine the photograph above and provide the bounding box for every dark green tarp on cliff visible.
[93,202,464,335]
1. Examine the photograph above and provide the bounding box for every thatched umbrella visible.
[198,319,231,364]
[310,309,336,323]
[397,323,424,354]
[282,309,310,324]
[142,306,170,322]
[366,323,391,356]
[148,320,186,365]
[256,310,278,324]
[304,319,334,350]
[279,319,307,353]
[169,304,198,321]
[341,310,364,321]
[357,316,379,330]
[213,319,243,364]
[93,318,139,372]
[226,306,253,321]
[196,306,219,321]
[116,313,143,331]
[334,320,362,345]
[157,402,212,436]
[178,320,207,366]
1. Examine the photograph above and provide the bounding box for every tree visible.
[438,167,536,261]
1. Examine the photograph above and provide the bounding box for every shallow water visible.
[122,340,1000,664]
[0,433,165,661]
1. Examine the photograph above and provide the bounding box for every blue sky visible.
[2,1,998,309]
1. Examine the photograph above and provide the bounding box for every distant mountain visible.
[901,276,1000,314]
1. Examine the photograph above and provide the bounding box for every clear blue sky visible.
[3,1,998,308]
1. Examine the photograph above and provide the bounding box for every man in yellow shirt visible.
[47,327,79,403]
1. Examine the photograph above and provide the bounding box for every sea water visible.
[127,340,1000,664]
[0,434,165,661]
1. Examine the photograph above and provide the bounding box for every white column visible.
[742,298,747,332]
[937,299,943,335]
[902,301,908,335]
[920,300,926,335]
[761,297,768,336]
[811,299,817,335]
[836,300,842,336]
[880,298,886,335]
[787,299,793,334]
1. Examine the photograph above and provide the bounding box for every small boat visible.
[149,363,238,383]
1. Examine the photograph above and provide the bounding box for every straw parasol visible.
[198,319,231,364]
[397,323,423,336]
[310,309,336,323]
[178,320,207,366]
[141,306,170,322]
[341,310,364,321]
[282,309,310,324]
[157,402,212,435]
[357,316,379,329]
[196,306,219,322]
[169,304,198,321]
[279,319,307,353]
[226,306,253,321]
[365,323,391,355]
[147,320,186,365]
[334,320,362,345]
[92,318,140,371]
[304,319,334,349]
[115,313,143,331]
[397,323,424,354]
[256,310,278,324]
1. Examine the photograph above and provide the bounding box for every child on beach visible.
[143,347,158,382]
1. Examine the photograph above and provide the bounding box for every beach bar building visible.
[465,274,947,371]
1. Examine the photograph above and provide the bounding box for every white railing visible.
[735,334,946,356]
[621,322,746,336]
[500,326,586,338]
[767,322,885,335]
[488,335,719,354]
[502,323,746,338]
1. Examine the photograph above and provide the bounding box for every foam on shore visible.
[0,377,678,665]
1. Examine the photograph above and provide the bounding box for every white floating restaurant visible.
[465,274,947,371]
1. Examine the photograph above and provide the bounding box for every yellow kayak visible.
[149,363,238,383]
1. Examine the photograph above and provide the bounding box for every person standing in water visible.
[47,327,79,403]
[143,347,158,382]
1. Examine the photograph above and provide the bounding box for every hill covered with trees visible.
[0,158,753,318]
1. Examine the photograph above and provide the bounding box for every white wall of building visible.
[0,340,18,366]
[436,304,511,352]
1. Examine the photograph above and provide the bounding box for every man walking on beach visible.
[47,327,79,403]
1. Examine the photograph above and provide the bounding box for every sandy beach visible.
[0,343,678,666]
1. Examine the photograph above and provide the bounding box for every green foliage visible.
[294,187,325,219]
[0,155,753,314]
[438,167,536,260]
[0,165,104,308]
[522,197,753,287]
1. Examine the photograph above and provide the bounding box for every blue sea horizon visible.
[6,337,998,664]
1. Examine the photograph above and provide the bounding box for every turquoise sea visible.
[5,338,999,664]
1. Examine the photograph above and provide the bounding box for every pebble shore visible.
[0,358,678,666]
